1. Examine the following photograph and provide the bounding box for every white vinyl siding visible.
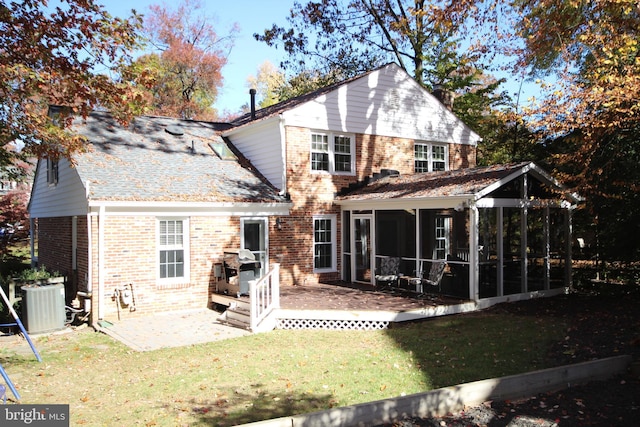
[28,158,89,218]
[281,64,481,146]
[222,116,285,191]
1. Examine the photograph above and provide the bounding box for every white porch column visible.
[566,206,574,287]
[469,203,479,301]
[497,207,504,296]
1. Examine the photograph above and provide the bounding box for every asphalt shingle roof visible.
[72,112,287,204]
[336,162,535,201]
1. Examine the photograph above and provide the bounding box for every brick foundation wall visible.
[37,217,73,276]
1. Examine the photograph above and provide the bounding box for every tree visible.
[0,0,147,168]
[246,61,286,109]
[255,0,509,138]
[502,0,640,262]
[255,0,483,89]
[132,0,237,120]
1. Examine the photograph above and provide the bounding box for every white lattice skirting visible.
[276,318,389,330]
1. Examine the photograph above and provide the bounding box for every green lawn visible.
[0,308,566,426]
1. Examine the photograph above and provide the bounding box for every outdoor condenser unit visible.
[21,283,66,334]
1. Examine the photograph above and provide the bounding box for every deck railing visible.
[249,263,280,332]
[1,280,22,307]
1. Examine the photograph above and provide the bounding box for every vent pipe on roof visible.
[249,88,257,120]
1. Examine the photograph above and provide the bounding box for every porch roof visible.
[335,162,580,205]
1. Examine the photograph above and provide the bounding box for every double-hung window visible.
[414,143,448,172]
[158,218,189,284]
[310,131,355,175]
[313,215,337,272]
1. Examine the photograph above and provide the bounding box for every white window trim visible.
[156,217,190,286]
[414,142,449,172]
[310,130,356,176]
[313,214,337,273]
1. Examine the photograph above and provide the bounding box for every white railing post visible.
[249,263,280,332]
[272,263,280,309]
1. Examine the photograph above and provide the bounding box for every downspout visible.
[278,114,287,196]
[82,180,94,321]
[29,217,36,268]
[98,204,106,319]
[83,211,93,318]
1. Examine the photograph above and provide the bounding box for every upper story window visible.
[46,158,59,185]
[414,143,448,173]
[310,131,355,175]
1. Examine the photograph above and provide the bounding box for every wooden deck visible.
[212,281,467,312]
[211,281,474,331]
[278,281,467,312]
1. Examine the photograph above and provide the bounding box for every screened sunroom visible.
[336,162,581,303]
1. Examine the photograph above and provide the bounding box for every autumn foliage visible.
[0,0,148,165]
[133,0,236,120]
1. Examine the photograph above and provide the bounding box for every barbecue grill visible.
[222,249,261,296]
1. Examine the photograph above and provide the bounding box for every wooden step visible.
[218,308,250,330]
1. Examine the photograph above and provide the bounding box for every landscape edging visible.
[239,355,632,427]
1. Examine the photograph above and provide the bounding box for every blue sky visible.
[104,0,295,114]
[103,1,538,116]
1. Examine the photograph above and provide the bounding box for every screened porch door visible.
[352,215,372,284]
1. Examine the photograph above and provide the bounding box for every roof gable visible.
[228,63,481,145]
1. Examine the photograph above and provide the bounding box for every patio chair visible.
[374,256,401,288]
[410,260,446,294]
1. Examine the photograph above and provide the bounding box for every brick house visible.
[28,63,579,324]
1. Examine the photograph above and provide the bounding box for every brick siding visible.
[36,126,477,317]
[39,215,242,320]
[273,126,477,286]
